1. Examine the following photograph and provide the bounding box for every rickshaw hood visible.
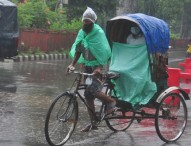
[107,13,170,54]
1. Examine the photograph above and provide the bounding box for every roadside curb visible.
[13,54,68,62]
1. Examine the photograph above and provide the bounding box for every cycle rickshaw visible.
[44,13,190,146]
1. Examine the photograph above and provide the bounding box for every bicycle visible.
[45,69,188,146]
[44,70,135,146]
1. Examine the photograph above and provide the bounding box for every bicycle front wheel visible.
[45,92,78,146]
[155,92,187,143]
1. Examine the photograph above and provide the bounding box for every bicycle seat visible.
[107,72,120,80]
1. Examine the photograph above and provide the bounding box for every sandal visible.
[80,124,98,132]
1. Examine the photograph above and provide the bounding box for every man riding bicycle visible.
[67,7,116,132]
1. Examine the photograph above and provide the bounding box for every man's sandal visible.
[80,124,98,132]
[105,101,118,117]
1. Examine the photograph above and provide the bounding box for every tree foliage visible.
[128,0,191,38]
[11,0,191,38]
[15,0,82,31]
[140,0,183,38]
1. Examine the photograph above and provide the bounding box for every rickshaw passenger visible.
[126,25,146,45]
[67,7,116,132]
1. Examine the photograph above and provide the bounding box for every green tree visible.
[17,2,35,28]
[135,0,187,38]
[15,0,191,38]
[66,0,118,28]
[17,1,67,29]
[16,0,82,31]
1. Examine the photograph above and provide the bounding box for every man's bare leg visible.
[96,92,116,103]
[96,92,116,114]
[81,99,98,132]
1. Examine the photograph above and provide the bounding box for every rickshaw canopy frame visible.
[106,13,170,54]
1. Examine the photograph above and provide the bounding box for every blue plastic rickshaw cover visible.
[107,13,170,53]
[124,13,170,53]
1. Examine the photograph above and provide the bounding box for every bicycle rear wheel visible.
[45,92,78,146]
[105,109,135,131]
[155,92,187,143]
[104,85,135,131]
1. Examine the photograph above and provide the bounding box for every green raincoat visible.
[69,24,111,66]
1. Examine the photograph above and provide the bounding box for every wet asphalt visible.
[0,49,191,146]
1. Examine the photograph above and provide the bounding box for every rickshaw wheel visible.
[155,92,187,143]
[105,109,135,131]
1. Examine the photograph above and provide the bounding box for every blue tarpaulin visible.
[107,13,170,54]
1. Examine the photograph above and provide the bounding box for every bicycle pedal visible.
[137,118,142,123]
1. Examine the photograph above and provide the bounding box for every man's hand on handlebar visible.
[93,67,102,78]
[66,64,75,74]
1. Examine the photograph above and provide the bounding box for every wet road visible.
[0,49,191,146]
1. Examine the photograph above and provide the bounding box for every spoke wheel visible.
[104,84,135,131]
[105,109,135,131]
[155,92,187,143]
[45,93,78,146]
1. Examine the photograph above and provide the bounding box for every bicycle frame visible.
[67,71,106,123]
[67,71,188,128]
[45,70,189,146]
[67,71,140,123]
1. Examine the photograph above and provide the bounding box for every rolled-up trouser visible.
[83,65,103,100]
[84,76,104,100]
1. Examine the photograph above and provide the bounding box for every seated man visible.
[126,24,146,45]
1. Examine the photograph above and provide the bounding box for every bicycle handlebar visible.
[68,68,120,80]
[69,70,95,76]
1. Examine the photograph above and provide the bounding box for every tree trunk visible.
[143,0,157,16]
[180,2,191,39]
[116,0,136,15]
